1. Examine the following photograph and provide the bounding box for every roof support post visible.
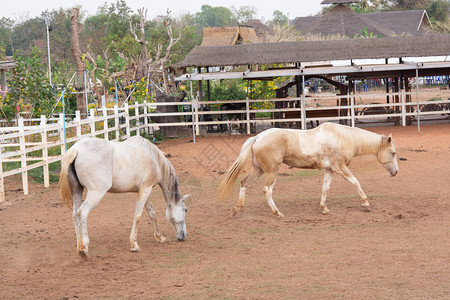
[415,68,420,133]
[301,75,306,130]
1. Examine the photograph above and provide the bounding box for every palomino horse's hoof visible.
[155,233,167,243]
[362,204,371,212]
[322,209,331,215]
[78,250,89,260]
[274,211,285,218]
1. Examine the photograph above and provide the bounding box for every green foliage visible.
[427,0,449,22]
[232,6,258,24]
[4,48,53,119]
[271,10,289,26]
[210,80,247,101]
[193,5,235,29]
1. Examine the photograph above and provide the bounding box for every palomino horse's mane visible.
[136,137,181,204]
[324,123,385,154]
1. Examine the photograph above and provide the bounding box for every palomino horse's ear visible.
[388,134,392,144]
[181,194,191,202]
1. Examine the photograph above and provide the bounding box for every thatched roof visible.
[295,5,429,37]
[200,27,260,46]
[321,0,360,4]
[173,34,450,69]
[245,19,274,42]
[297,4,394,37]
[365,10,430,35]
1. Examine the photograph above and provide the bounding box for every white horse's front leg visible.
[320,170,333,214]
[337,165,370,210]
[130,187,153,252]
[77,190,106,258]
[144,200,167,243]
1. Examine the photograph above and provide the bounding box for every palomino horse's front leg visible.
[144,200,167,244]
[320,169,333,214]
[233,166,263,216]
[264,172,284,218]
[130,186,153,252]
[77,190,107,257]
[336,165,370,210]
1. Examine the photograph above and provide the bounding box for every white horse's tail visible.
[219,136,257,201]
[59,148,78,209]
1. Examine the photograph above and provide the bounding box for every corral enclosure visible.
[0,123,449,299]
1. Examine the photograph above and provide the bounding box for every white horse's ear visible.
[181,194,191,202]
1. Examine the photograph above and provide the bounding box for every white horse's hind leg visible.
[77,190,106,257]
[336,165,370,210]
[72,186,84,250]
[234,166,263,216]
[264,173,284,218]
[144,201,167,244]
[320,170,333,214]
[130,186,153,252]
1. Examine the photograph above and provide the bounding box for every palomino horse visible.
[219,123,398,217]
[59,136,189,257]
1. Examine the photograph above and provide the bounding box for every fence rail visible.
[1,90,450,202]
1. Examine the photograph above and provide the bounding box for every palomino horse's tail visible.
[58,148,78,209]
[219,136,257,201]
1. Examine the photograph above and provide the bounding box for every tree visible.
[271,10,289,26]
[7,48,53,119]
[70,8,87,117]
[232,6,258,24]
[193,5,235,29]
[427,0,449,22]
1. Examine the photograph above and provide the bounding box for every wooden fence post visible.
[350,93,355,127]
[75,111,82,139]
[143,100,149,135]
[124,103,131,139]
[246,97,251,134]
[18,118,29,195]
[401,88,406,126]
[89,108,96,138]
[114,105,120,141]
[102,106,109,141]
[40,115,49,188]
[194,98,200,136]
[135,101,140,136]
[58,113,66,156]
[0,144,4,202]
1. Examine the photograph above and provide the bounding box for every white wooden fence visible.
[1,90,449,202]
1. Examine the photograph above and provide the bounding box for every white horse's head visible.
[166,194,189,241]
[377,134,398,177]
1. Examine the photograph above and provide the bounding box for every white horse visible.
[219,123,398,217]
[59,136,189,257]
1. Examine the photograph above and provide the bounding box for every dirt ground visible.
[1,123,449,299]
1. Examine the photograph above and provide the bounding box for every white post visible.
[18,118,29,195]
[89,108,96,138]
[301,75,306,130]
[58,113,66,156]
[102,106,109,141]
[191,96,196,143]
[194,98,200,136]
[75,111,82,140]
[40,115,49,188]
[114,105,120,141]
[125,103,131,139]
[135,101,140,136]
[401,87,406,127]
[143,100,149,135]
[0,144,4,202]
[246,97,251,134]
[415,68,421,133]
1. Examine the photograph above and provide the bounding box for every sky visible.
[1,0,324,21]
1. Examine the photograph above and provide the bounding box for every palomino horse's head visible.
[166,194,189,241]
[377,134,399,177]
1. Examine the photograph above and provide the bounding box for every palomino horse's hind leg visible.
[233,166,263,216]
[77,190,107,257]
[336,165,370,210]
[144,200,167,244]
[130,186,153,252]
[320,170,333,214]
[264,172,284,218]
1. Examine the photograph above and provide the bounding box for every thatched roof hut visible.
[174,34,450,69]
[295,3,430,37]
[200,26,260,47]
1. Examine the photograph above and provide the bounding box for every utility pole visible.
[43,12,52,86]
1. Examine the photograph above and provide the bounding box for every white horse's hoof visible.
[78,250,89,259]
[131,242,141,252]
[322,209,331,215]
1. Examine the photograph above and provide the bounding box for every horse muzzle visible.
[177,231,186,241]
